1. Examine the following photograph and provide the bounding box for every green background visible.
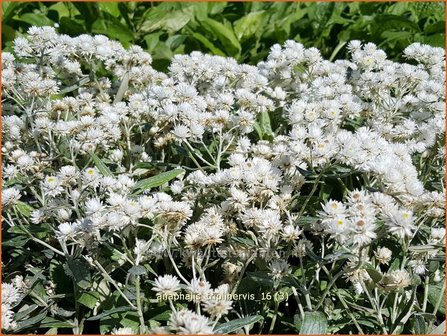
[2,2,445,69]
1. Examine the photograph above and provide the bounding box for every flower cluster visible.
[1,27,445,334]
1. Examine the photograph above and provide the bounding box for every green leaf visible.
[300,312,327,335]
[98,2,120,17]
[200,18,241,55]
[128,265,147,276]
[78,291,100,309]
[191,32,226,56]
[364,264,383,283]
[92,18,134,46]
[299,311,328,334]
[430,321,446,334]
[15,311,48,332]
[132,169,184,194]
[140,8,192,34]
[58,77,90,95]
[147,306,172,321]
[48,2,70,19]
[214,315,263,334]
[3,2,29,23]
[64,258,92,290]
[234,11,266,40]
[15,201,34,218]
[39,317,74,329]
[91,153,113,177]
[72,3,99,31]
[87,306,133,321]
[15,13,54,27]
[15,304,39,321]
[373,14,420,35]
[248,272,274,287]
[413,315,426,334]
[259,111,273,140]
[428,283,445,314]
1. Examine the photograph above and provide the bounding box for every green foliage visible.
[2,2,445,69]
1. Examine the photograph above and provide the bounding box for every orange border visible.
[0,1,446,336]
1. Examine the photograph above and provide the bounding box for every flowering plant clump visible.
[1,26,445,335]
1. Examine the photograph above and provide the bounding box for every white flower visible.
[383,208,416,239]
[430,227,446,243]
[268,260,291,281]
[187,279,212,303]
[169,309,214,334]
[1,188,21,207]
[1,304,15,330]
[82,167,101,185]
[409,259,427,275]
[152,275,181,297]
[172,125,190,140]
[202,284,233,317]
[56,222,77,239]
[282,225,302,242]
[85,198,103,214]
[374,247,392,265]
[111,327,134,334]
[2,283,20,305]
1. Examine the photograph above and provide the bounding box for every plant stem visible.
[268,299,280,334]
[135,275,146,334]
[422,275,429,312]
[92,260,137,310]
[433,279,445,316]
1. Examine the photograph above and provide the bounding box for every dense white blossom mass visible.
[1,26,445,334]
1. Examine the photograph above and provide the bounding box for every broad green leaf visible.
[430,321,446,334]
[413,315,426,334]
[191,32,226,56]
[200,18,241,55]
[64,258,92,290]
[373,14,420,35]
[91,153,113,177]
[92,18,134,46]
[234,11,266,40]
[299,311,328,334]
[72,3,99,31]
[48,2,71,19]
[98,3,120,17]
[214,315,263,334]
[15,201,34,218]
[132,169,184,194]
[140,8,192,34]
[3,2,30,23]
[147,306,172,321]
[428,283,446,314]
[59,17,86,36]
[15,13,54,27]
[78,292,100,309]
[128,265,147,276]
[364,264,383,283]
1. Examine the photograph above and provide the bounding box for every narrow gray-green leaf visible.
[91,153,113,177]
[430,321,446,334]
[214,315,263,334]
[87,306,133,321]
